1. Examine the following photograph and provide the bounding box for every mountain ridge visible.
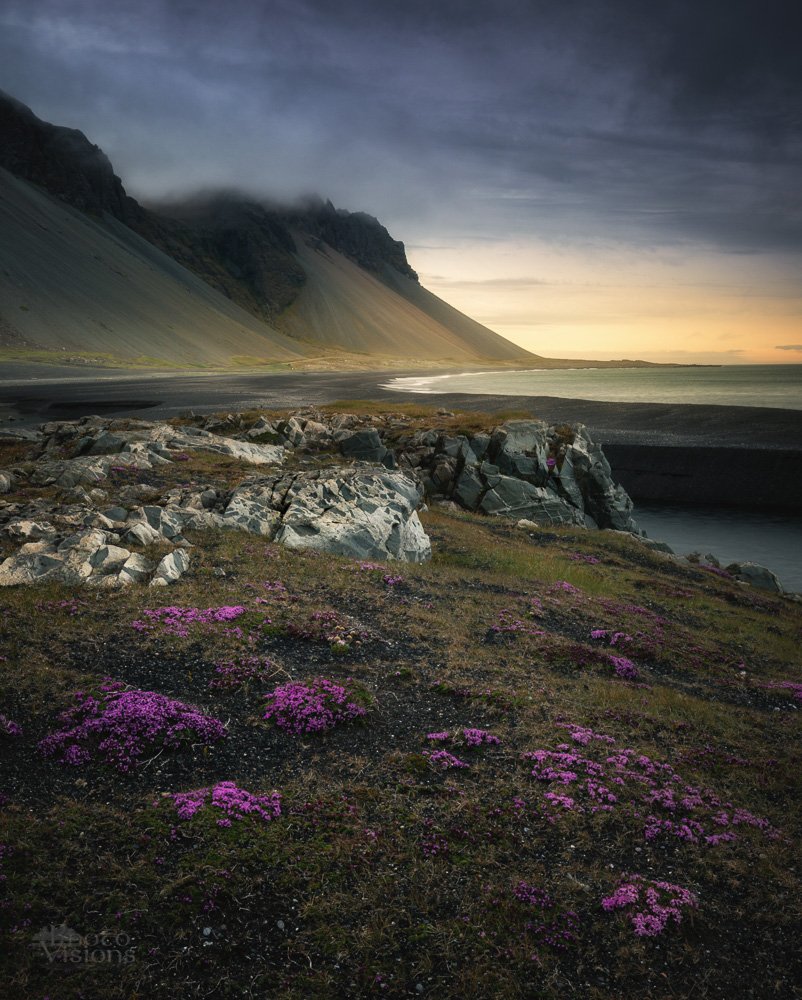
[0,91,534,366]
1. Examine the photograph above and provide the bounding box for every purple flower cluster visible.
[513,881,553,909]
[555,722,615,746]
[590,629,633,646]
[132,605,247,638]
[425,731,451,742]
[463,728,501,747]
[263,677,367,734]
[39,682,226,772]
[426,749,469,769]
[382,574,404,587]
[0,713,22,737]
[550,580,580,595]
[570,553,600,564]
[602,875,697,937]
[608,654,640,680]
[523,724,778,843]
[172,782,282,827]
[209,655,277,692]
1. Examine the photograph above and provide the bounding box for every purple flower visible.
[263,678,367,734]
[39,684,226,772]
[602,875,697,937]
[0,714,22,738]
[172,782,281,825]
[426,750,469,769]
[463,728,501,747]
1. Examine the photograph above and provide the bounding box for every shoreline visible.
[2,364,801,445]
[2,363,802,508]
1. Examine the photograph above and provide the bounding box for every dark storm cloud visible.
[0,0,799,254]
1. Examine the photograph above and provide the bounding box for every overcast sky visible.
[1,0,800,362]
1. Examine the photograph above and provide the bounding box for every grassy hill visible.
[0,405,800,998]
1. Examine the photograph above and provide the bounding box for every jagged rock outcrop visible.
[398,419,636,531]
[0,410,640,587]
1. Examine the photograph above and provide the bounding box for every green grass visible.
[0,445,800,999]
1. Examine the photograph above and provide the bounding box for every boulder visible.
[2,520,56,541]
[274,470,430,563]
[150,549,191,587]
[89,545,132,574]
[119,553,155,585]
[124,521,164,546]
[0,473,14,494]
[726,561,783,593]
[452,467,485,510]
[30,454,148,489]
[337,429,395,467]
[219,491,281,536]
[479,476,584,526]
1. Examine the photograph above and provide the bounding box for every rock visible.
[276,416,307,448]
[479,475,584,526]
[150,549,191,586]
[219,491,281,536]
[86,432,126,455]
[0,473,14,494]
[119,553,155,585]
[123,521,164,546]
[102,506,129,522]
[0,549,65,585]
[89,544,132,574]
[0,427,42,442]
[469,434,490,461]
[726,561,783,593]
[337,429,395,467]
[82,512,116,530]
[2,519,56,541]
[703,552,721,567]
[274,470,431,562]
[516,519,540,530]
[30,454,148,489]
[452,467,485,509]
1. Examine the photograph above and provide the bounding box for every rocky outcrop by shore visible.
[0,410,635,587]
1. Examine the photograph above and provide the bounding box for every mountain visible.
[0,92,535,368]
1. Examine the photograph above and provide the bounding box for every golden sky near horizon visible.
[409,239,802,365]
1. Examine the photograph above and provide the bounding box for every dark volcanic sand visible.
[2,362,802,450]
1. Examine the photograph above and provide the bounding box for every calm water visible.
[635,503,802,592]
[385,364,802,410]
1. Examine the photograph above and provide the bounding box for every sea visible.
[385,364,802,591]
[383,363,802,410]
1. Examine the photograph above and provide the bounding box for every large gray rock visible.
[119,553,155,585]
[2,519,56,541]
[726,561,783,593]
[337,429,395,468]
[30,453,149,489]
[150,549,191,587]
[219,491,281,536]
[453,467,485,509]
[565,426,637,531]
[274,470,430,562]
[479,475,584,526]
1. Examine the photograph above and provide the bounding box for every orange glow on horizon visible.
[408,238,802,365]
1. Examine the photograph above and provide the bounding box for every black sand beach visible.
[2,363,802,509]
